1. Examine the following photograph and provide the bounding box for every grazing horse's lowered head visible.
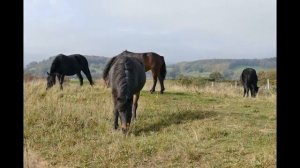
[46,72,56,90]
[104,55,146,134]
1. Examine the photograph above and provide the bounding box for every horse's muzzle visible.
[121,123,130,134]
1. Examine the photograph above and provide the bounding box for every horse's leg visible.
[150,70,158,94]
[59,75,65,90]
[77,73,83,86]
[112,91,119,129]
[57,74,61,84]
[82,68,94,86]
[243,87,247,97]
[250,85,255,98]
[246,87,249,97]
[132,92,140,120]
[158,75,165,94]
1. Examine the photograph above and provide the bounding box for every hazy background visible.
[24,0,276,66]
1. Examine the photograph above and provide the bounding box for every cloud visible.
[24,0,276,65]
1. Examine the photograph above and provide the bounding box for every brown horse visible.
[103,50,167,94]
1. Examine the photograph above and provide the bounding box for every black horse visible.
[46,54,94,90]
[240,68,259,97]
[103,50,166,94]
[103,56,146,133]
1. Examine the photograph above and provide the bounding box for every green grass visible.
[24,79,276,168]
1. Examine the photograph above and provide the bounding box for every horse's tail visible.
[77,55,94,85]
[102,56,118,86]
[160,56,167,80]
[78,55,89,67]
[74,55,88,68]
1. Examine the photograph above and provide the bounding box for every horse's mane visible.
[113,57,134,104]
[122,50,132,54]
[120,57,130,100]
[102,56,119,84]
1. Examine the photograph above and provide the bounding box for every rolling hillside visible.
[167,57,276,80]
[24,56,276,80]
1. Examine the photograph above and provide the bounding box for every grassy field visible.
[24,79,276,168]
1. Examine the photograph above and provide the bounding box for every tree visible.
[209,72,224,81]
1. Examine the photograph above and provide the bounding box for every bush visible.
[24,73,40,81]
[209,72,224,82]
[176,75,211,87]
[257,70,276,89]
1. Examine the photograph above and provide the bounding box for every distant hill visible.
[167,57,276,80]
[24,56,276,80]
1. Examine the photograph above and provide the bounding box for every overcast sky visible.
[24,0,276,66]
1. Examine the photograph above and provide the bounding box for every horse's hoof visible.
[113,124,119,130]
[131,117,136,121]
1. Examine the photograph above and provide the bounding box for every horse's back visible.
[143,52,163,71]
[67,54,86,64]
[121,51,163,71]
[109,56,146,93]
[51,54,84,75]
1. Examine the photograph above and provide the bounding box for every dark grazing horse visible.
[103,50,166,94]
[240,68,259,97]
[46,54,94,90]
[104,55,146,133]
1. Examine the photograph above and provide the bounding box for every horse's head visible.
[116,95,133,134]
[250,85,259,97]
[251,85,260,97]
[46,72,56,90]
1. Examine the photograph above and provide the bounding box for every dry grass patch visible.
[24,79,276,167]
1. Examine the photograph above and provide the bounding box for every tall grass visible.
[24,79,276,168]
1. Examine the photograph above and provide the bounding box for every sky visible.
[24,0,276,66]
